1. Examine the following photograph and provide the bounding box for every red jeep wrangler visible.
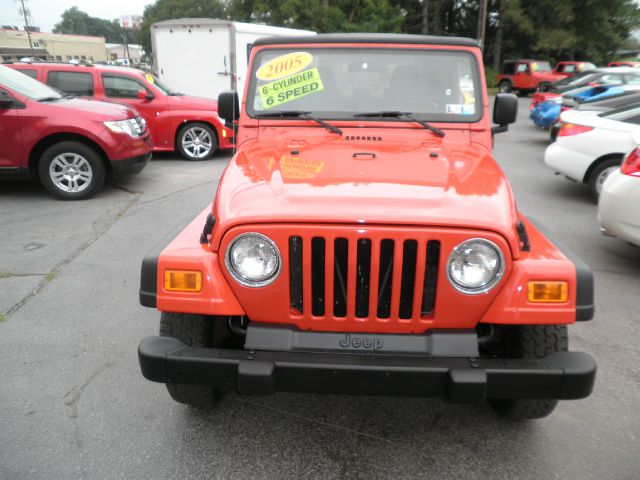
[497,59,565,96]
[138,34,596,420]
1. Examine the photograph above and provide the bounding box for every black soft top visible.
[253,33,479,48]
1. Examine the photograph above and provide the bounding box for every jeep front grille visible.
[288,234,440,322]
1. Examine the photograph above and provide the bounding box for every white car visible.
[599,139,640,247]
[544,104,640,198]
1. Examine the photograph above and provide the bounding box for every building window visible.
[66,55,72,61]
[81,55,86,61]
[89,56,94,62]
[47,71,95,96]
[55,56,62,61]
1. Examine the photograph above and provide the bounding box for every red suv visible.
[0,65,152,200]
[554,61,596,78]
[8,61,233,160]
[497,59,565,96]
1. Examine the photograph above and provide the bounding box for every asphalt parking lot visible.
[1,97,639,479]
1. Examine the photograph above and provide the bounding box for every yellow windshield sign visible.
[256,52,313,81]
[259,67,324,109]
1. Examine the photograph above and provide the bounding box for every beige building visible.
[106,43,144,64]
[0,28,106,63]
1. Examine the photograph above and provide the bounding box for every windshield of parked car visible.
[531,61,552,72]
[247,47,482,122]
[598,103,640,121]
[0,64,62,101]
[144,73,181,95]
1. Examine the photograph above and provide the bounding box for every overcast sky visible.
[0,0,153,32]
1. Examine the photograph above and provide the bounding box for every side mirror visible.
[218,91,239,126]
[137,89,153,101]
[492,93,518,134]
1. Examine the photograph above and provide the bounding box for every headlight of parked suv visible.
[103,117,145,138]
[446,238,505,294]
[225,233,281,287]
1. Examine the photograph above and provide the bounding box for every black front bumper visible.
[110,152,151,175]
[138,336,596,403]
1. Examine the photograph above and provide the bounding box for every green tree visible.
[138,0,226,55]
[53,7,136,44]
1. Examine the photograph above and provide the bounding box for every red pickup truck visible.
[497,59,565,96]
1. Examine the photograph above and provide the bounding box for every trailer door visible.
[154,24,231,99]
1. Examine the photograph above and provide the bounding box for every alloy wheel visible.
[49,153,93,193]
[181,127,213,159]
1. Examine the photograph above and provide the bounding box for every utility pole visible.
[17,0,34,56]
[476,0,488,52]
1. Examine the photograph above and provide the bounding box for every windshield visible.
[531,61,551,72]
[247,48,482,122]
[0,65,61,101]
[142,72,180,95]
[599,103,640,121]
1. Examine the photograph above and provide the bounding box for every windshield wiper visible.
[254,110,343,135]
[167,92,184,96]
[354,111,445,137]
[37,96,62,102]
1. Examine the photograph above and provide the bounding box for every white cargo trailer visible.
[151,18,315,100]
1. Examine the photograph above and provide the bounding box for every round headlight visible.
[446,239,505,294]
[225,233,281,287]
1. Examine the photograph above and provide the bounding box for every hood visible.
[213,127,519,252]
[167,94,218,111]
[536,72,565,82]
[40,97,136,120]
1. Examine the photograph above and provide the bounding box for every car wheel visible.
[177,122,217,160]
[550,123,561,142]
[38,141,105,200]
[517,89,529,97]
[159,312,226,408]
[587,157,622,200]
[498,80,512,93]
[488,325,568,420]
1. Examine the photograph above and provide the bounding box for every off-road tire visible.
[159,312,225,408]
[498,80,512,93]
[38,141,105,200]
[489,325,568,420]
[587,156,622,200]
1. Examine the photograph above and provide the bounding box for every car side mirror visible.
[492,93,518,134]
[137,89,153,101]
[218,91,239,126]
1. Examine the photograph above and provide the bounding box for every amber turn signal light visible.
[527,281,568,303]
[164,270,202,292]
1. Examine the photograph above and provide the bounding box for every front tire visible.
[38,141,105,200]
[159,312,225,408]
[177,122,217,160]
[488,325,568,420]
